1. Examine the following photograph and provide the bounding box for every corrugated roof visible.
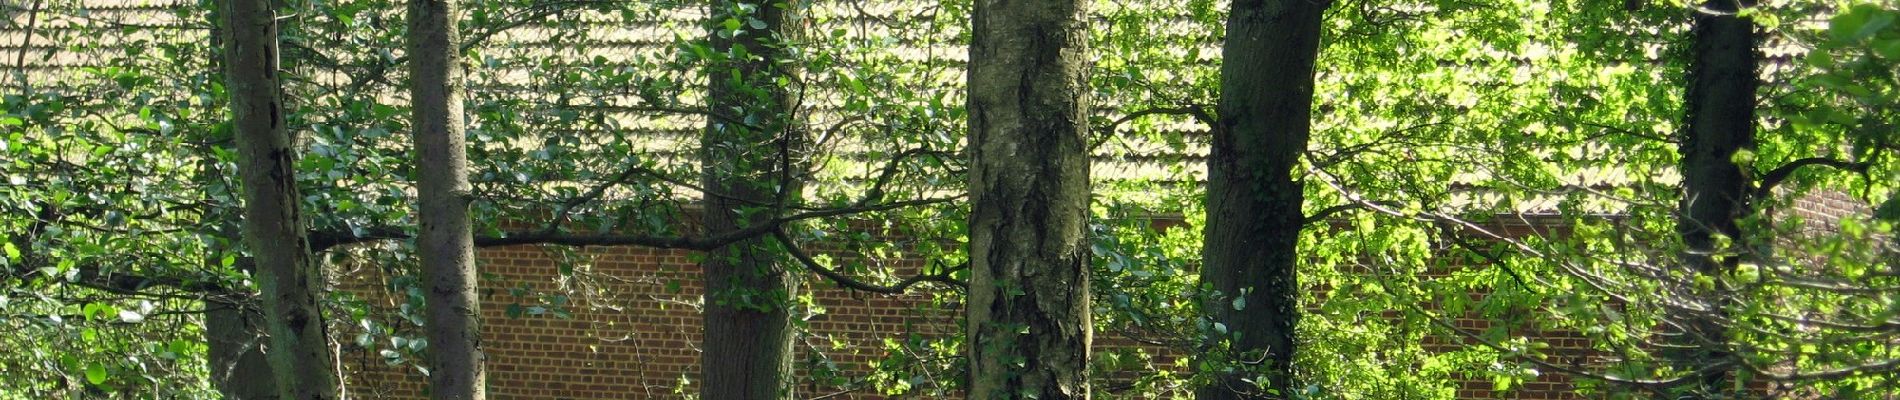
[6,0,1764,217]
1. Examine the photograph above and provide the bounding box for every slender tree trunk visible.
[698,1,802,398]
[1196,0,1329,398]
[219,0,341,397]
[409,0,485,398]
[200,7,280,398]
[964,0,1092,396]
[1672,1,1756,397]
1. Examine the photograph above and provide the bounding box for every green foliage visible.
[5,0,1900,397]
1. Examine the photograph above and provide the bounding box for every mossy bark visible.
[698,0,803,398]
[219,0,341,396]
[965,0,1093,397]
[1196,0,1330,398]
[1671,1,1757,397]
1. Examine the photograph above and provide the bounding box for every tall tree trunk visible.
[964,0,1092,397]
[1672,0,1756,397]
[409,0,485,398]
[698,1,802,398]
[219,0,341,397]
[200,6,281,398]
[1196,0,1330,398]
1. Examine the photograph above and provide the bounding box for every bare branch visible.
[1092,105,1213,153]
[1753,157,1871,200]
[311,196,963,252]
[1301,203,1361,225]
[1408,301,1705,391]
[1742,356,1900,381]
[771,228,965,294]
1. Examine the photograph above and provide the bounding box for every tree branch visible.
[1301,203,1361,225]
[1091,105,1213,153]
[309,196,963,252]
[1753,157,1871,200]
[771,228,965,294]
[1742,356,1900,381]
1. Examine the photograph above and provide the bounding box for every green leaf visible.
[1805,51,1834,69]
[82,303,111,320]
[1876,196,1900,222]
[1831,6,1894,42]
[1729,149,1755,166]
[1877,38,1900,60]
[85,363,107,385]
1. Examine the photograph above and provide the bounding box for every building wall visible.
[336,244,965,399]
[330,232,1617,399]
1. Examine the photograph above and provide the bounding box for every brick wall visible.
[325,192,1882,399]
[1783,189,1875,231]
[330,233,1599,399]
[336,244,965,399]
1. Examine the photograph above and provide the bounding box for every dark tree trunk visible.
[203,284,278,400]
[1672,1,1757,397]
[204,226,278,400]
[1196,1,1330,399]
[698,0,802,398]
[219,0,341,396]
[408,0,485,398]
[964,0,1093,397]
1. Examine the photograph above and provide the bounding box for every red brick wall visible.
[330,194,1876,400]
[336,244,963,399]
[334,243,1611,399]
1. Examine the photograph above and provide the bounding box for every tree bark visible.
[204,284,279,400]
[205,230,279,400]
[1672,1,1756,397]
[1196,0,1330,398]
[964,0,1093,397]
[698,0,802,398]
[219,0,341,397]
[409,0,485,398]
[201,7,280,398]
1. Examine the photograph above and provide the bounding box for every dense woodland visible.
[2,0,1898,398]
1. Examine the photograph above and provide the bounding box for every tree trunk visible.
[408,0,485,398]
[200,7,280,398]
[205,227,278,400]
[698,1,802,398]
[964,0,1093,397]
[204,283,279,400]
[1672,0,1756,397]
[1196,0,1329,398]
[219,0,341,397]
